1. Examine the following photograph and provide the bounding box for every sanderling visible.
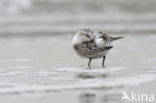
[93,31,123,67]
[72,29,113,68]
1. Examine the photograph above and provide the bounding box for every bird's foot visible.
[102,65,106,68]
[88,65,91,69]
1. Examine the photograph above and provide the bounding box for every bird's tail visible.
[110,36,124,42]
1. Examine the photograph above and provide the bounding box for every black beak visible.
[99,36,107,40]
[110,36,124,42]
[105,46,113,50]
[90,39,94,42]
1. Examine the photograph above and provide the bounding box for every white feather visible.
[93,32,112,57]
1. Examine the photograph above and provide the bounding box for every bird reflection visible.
[76,73,108,79]
[79,91,121,103]
[79,92,96,103]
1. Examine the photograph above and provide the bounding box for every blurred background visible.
[1,0,156,35]
[0,0,156,103]
[0,0,156,66]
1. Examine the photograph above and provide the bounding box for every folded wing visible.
[74,40,113,58]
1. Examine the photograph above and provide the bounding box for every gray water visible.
[0,0,156,103]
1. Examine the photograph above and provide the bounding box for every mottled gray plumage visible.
[73,40,113,58]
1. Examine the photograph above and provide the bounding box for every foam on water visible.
[0,59,33,63]
[0,71,23,76]
[52,66,127,74]
[7,66,34,69]
[0,66,155,95]
[0,73,155,95]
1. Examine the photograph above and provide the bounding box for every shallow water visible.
[0,0,156,103]
[0,35,156,103]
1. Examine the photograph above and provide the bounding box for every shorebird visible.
[93,31,123,67]
[72,29,113,68]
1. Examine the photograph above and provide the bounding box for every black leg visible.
[88,58,92,69]
[102,56,106,68]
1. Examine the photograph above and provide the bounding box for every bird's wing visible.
[74,40,113,58]
[84,40,113,53]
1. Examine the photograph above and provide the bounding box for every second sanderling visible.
[72,29,113,68]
